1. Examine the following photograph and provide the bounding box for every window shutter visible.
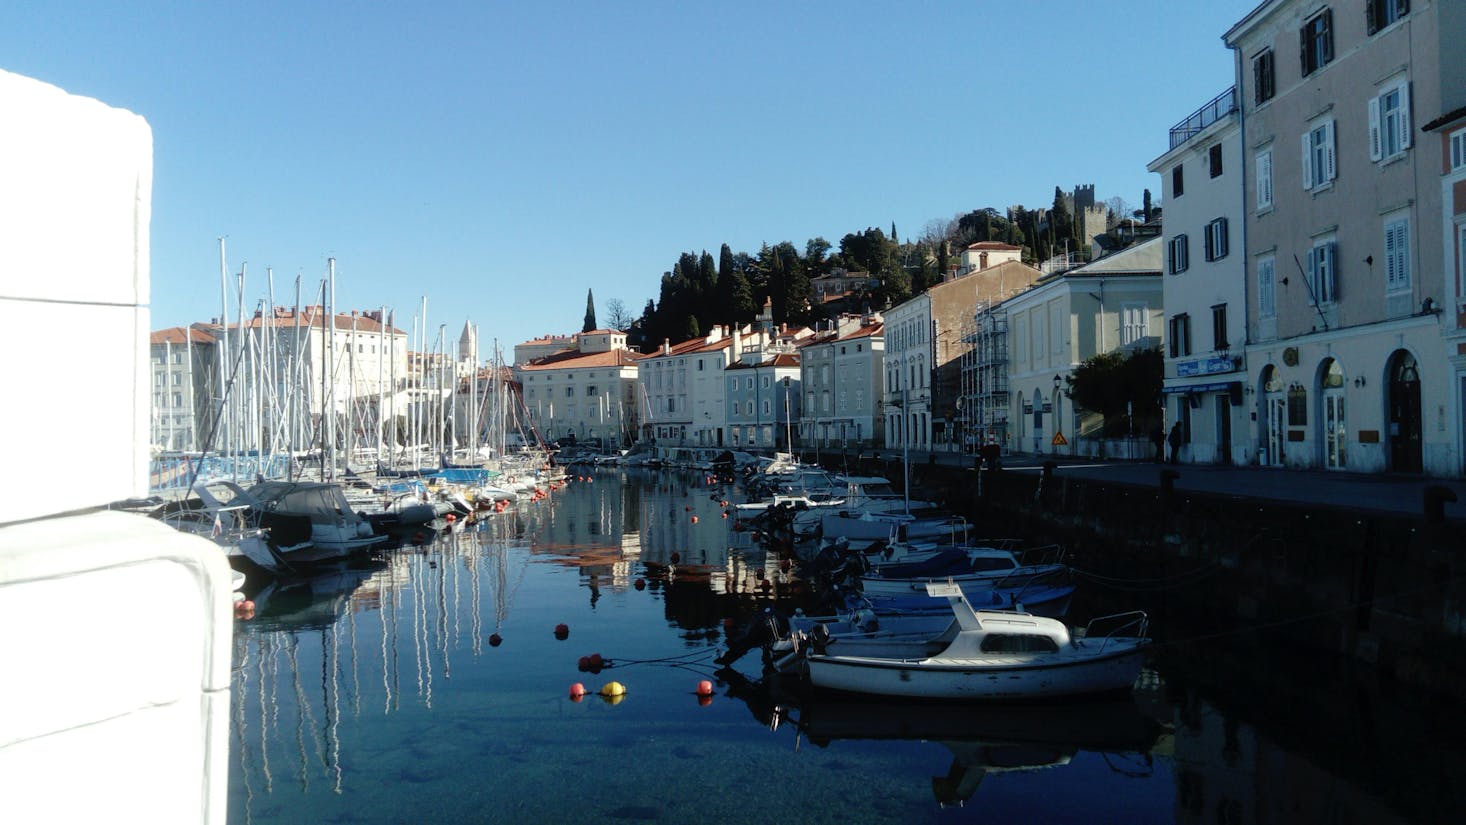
[1327,242,1339,301]
[1367,0,1378,36]
[1369,95,1383,160]
[1385,223,1398,285]
[1324,120,1337,181]
[1302,132,1314,189]
[1300,25,1309,76]
[1253,55,1264,103]
[1398,222,1410,288]
[1322,10,1333,63]
[1219,218,1229,258]
[1204,226,1214,261]
[1399,82,1412,148]
[1307,249,1318,305]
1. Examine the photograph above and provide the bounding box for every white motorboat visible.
[797,582,1150,700]
[858,545,1069,601]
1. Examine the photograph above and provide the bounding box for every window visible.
[1121,304,1147,346]
[1302,120,1336,190]
[1308,240,1339,304]
[1256,150,1274,211]
[1171,165,1184,198]
[1288,384,1308,425]
[761,376,771,389]
[1367,0,1409,35]
[730,378,738,391]
[1204,218,1230,261]
[586,385,597,396]
[172,392,183,408]
[1252,49,1275,104]
[1258,257,1277,319]
[565,387,573,397]
[1300,9,1333,76]
[1209,144,1223,178]
[1385,217,1411,292]
[745,377,753,389]
[1212,304,1229,350]
[697,360,703,371]
[979,634,1059,653]
[1369,81,1411,161]
[761,400,771,416]
[1168,314,1192,358]
[1452,128,1466,171]
[1169,234,1190,274]
[667,397,676,412]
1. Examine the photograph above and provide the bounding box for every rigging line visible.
[1146,572,1465,651]
[1071,562,1223,586]
[1292,252,1331,332]
[0,293,144,308]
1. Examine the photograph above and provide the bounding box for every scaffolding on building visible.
[959,300,1010,452]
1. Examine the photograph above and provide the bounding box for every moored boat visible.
[796,582,1150,700]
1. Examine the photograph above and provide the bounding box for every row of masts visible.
[175,239,528,487]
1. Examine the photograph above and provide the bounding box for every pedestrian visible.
[1150,425,1165,463]
[1167,422,1183,465]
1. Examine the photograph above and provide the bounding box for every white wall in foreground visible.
[0,69,154,524]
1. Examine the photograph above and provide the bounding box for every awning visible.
[1162,380,1241,394]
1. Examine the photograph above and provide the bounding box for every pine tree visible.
[582,288,597,332]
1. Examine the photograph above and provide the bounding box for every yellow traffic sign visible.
[1051,431,1068,446]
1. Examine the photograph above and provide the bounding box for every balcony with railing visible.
[1169,87,1237,149]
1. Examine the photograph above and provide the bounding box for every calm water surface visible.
[228,468,1456,824]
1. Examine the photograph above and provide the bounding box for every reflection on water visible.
[228,468,1458,824]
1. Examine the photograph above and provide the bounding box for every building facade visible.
[798,313,884,450]
[517,330,641,448]
[884,259,1043,451]
[1004,238,1164,457]
[1225,0,1457,473]
[149,326,217,452]
[1149,86,1251,465]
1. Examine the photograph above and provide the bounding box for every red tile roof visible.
[520,348,645,371]
[151,326,216,345]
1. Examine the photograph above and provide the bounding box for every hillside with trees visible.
[621,186,1153,351]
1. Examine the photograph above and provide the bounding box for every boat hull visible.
[805,643,1148,700]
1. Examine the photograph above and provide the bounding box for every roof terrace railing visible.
[1169,87,1237,149]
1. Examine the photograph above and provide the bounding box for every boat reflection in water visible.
[716,666,1169,808]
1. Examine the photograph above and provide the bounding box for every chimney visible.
[732,327,742,362]
[662,338,671,356]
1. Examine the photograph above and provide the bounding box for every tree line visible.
[620,186,1153,351]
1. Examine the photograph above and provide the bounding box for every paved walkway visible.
[821,448,1466,522]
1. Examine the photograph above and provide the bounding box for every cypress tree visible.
[583,288,597,332]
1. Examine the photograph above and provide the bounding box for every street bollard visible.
[1423,485,1457,524]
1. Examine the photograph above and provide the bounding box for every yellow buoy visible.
[599,681,626,697]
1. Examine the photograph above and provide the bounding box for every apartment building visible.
[1225,0,1459,473]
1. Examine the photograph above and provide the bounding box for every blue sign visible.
[1177,356,1239,377]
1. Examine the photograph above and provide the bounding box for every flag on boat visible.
[211,514,223,539]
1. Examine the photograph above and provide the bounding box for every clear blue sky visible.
[3,0,1258,355]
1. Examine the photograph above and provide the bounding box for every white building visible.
[1149,86,1250,465]
[1004,238,1164,456]
[798,313,885,450]
[517,329,641,448]
[636,326,737,447]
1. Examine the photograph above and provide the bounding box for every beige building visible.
[883,259,1042,451]
[1225,0,1460,473]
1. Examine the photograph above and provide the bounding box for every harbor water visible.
[228,467,1461,824]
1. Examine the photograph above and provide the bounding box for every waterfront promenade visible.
[812,447,1466,523]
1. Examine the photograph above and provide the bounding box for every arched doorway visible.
[1260,365,1285,466]
[1318,359,1346,469]
[1388,350,1422,473]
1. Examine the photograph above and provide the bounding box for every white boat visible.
[815,510,969,548]
[733,493,844,516]
[798,582,1150,700]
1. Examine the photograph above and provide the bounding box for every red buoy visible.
[489,633,503,647]
[569,682,587,698]
[634,578,646,590]
[696,680,713,696]
[446,513,456,522]
[554,623,570,640]
[577,656,590,671]
[691,516,698,524]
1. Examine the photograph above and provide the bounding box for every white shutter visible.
[1302,132,1314,189]
[1326,242,1339,302]
[1256,151,1273,209]
[1399,82,1412,149]
[1369,96,1383,161]
[1324,120,1337,181]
